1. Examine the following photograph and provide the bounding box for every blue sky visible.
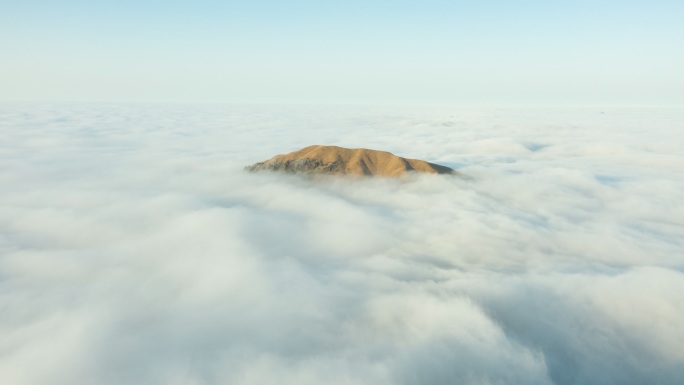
[2,0,683,104]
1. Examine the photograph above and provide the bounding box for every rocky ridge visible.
[246,145,457,177]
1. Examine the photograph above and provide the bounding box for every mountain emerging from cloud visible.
[246,145,456,177]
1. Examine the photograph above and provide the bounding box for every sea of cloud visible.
[1,103,683,385]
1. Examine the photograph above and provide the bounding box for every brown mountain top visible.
[245,145,457,177]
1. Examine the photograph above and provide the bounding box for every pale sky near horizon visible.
[2,0,683,105]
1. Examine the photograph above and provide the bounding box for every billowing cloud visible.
[0,104,683,385]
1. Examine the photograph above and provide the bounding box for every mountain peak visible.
[246,145,457,177]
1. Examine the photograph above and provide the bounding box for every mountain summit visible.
[245,145,457,177]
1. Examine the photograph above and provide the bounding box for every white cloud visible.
[0,103,683,384]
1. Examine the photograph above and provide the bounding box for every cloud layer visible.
[1,104,683,384]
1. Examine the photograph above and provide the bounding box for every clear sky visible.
[1,0,683,105]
